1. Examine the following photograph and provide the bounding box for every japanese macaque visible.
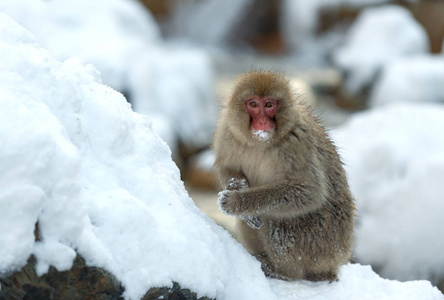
[212,71,354,281]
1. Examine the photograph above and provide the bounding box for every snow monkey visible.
[212,70,354,281]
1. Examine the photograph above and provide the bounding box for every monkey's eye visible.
[265,102,273,108]
[250,102,258,108]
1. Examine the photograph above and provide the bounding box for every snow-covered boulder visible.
[0,12,271,300]
[166,0,254,46]
[280,0,391,54]
[0,0,160,92]
[333,103,444,286]
[0,12,442,300]
[0,0,216,151]
[333,5,429,94]
[370,55,444,107]
[127,45,217,149]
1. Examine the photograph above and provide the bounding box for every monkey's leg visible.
[304,270,338,282]
[235,219,264,255]
[254,254,298,281]
[254,254,277,278]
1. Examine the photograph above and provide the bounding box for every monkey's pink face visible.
[245,97,278,133]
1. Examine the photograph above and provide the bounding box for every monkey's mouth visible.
[252,129,273,141]
[250,117,276,133]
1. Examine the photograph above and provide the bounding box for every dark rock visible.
[0,255,123,300]
[0,255,215,300]
[142,282,213,300]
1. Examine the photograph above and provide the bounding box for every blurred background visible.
[1,0,443,292]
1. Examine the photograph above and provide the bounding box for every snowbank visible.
[166,0,254,46]
[333,103,444,286]
[271,264,442,300]
[0,12,442,300]
[0,0,160,92]
[333,5,428,94]
[371,55,444,107]
[280,0,390,52]
[127,45,217,148]
[0,0,216,150]
[0,12,271,300]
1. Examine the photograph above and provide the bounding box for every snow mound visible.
[271,264,442,300]
[280,0,391,52]
[333,103,444,286]
[333,5,428,94]
[0,0,160,91]
[0,12,442,300]
[127,45,217,149]
[167,0,254,45]
[371,55,444,107]
[0,0,216,150]
[0,12,272,300]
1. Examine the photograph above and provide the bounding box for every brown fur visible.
[212,71,354,281]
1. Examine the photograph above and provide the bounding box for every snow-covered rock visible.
[127,45,217,149]
[0,12,442,300]
[280,0,391,52]
[333,103,444,286]
[0,12,270,300]
[0,0,216,151]
[371,55,444,107]
[0,0,160,92]
[166,0,254,46]
[333,5,429,94]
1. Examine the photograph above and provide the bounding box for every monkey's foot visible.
[304,271,338,282]
[255,255,274,276]
[262,268,294,281]
[241,215,263,229]
[254,255,291,280]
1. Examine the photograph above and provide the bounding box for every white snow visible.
[370,55,444,107]
[0,0,216,151]
[0,0,160,92]
[271,263,441,300]
[0,11,443,300]
[333,5,429,94]
[280,0,391,52]
[194,149,217,171]
[252,129,273,142]
[127,45,217,149]
[333,103,444,286]
[0,12,271,300]
[166,0,254,46]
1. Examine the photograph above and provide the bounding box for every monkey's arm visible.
[213,165,249,191]
[214,167,264,228]
[218,179,328,218]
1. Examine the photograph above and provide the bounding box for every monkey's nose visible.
[257,116,268,124]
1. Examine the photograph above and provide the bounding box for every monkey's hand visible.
[225,177,249,191]
[241,215,263,229]
[218,191,263,229]
[217,190,241,216]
